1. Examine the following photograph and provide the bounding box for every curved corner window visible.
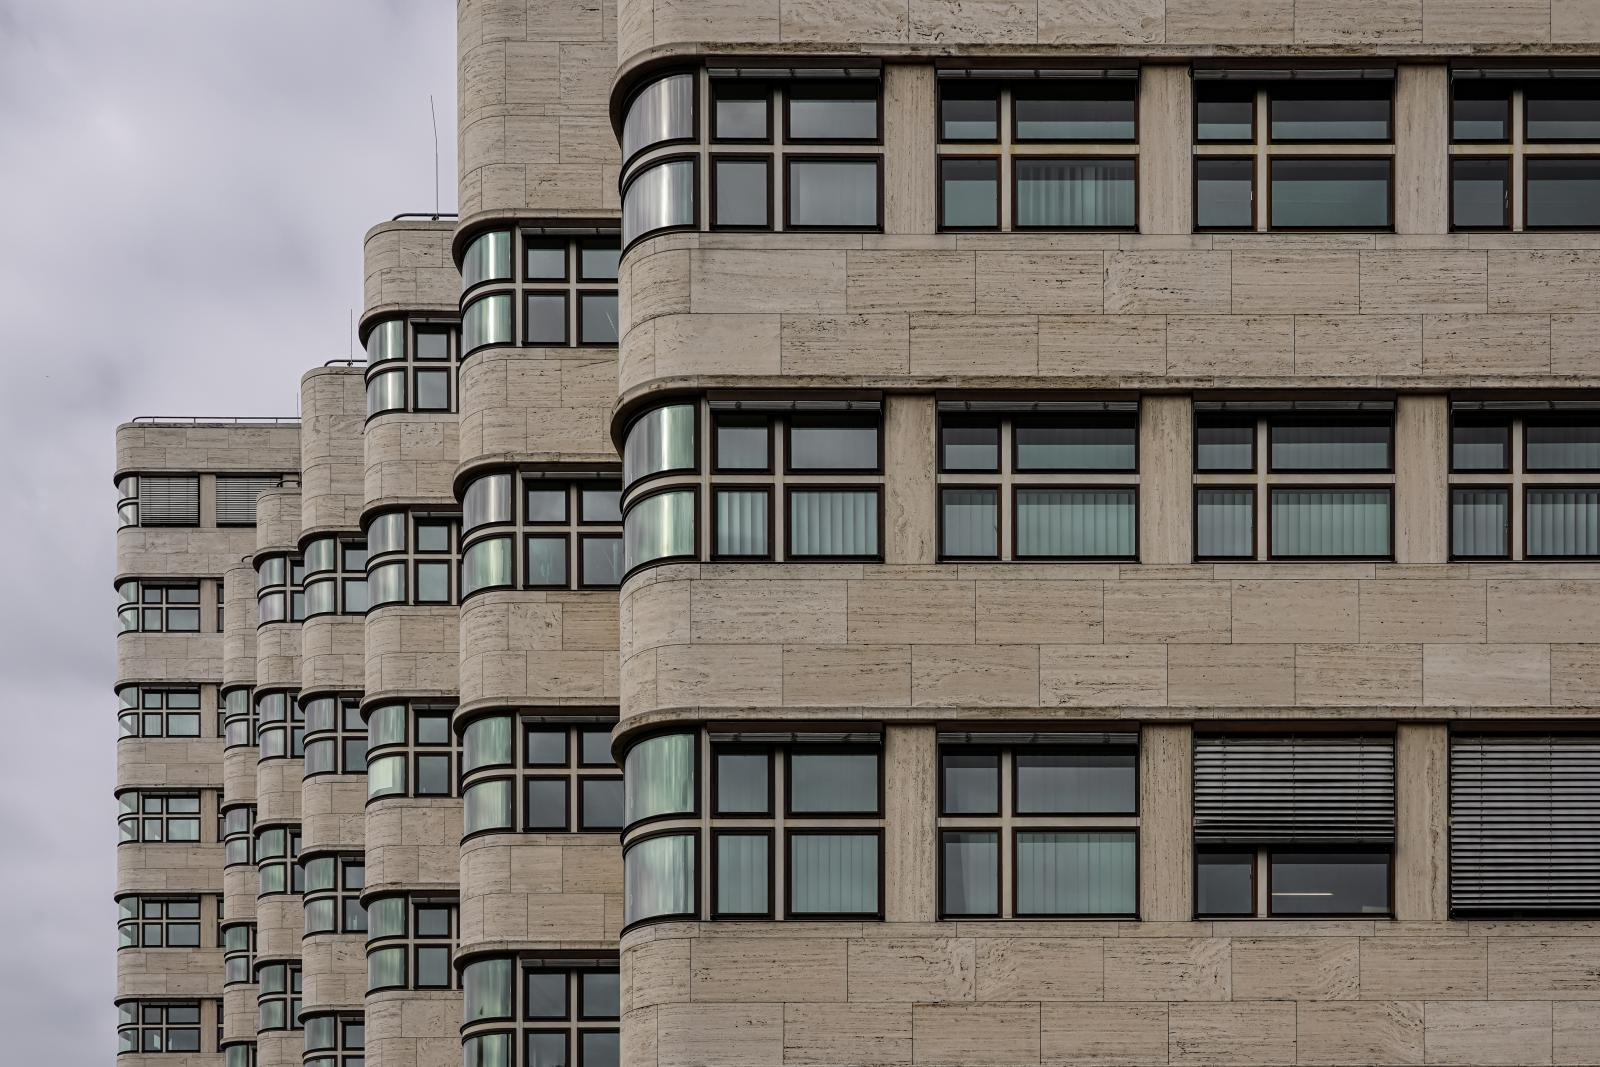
[367,754,406,799]
[368,562,406,607]
[367,945,407,992]
[463,715,515,773]
[622,159,696,248]
[623,732,696,826]
[623,404,696,487]
[366,512,405,556]
[462,293,513,354]
[624,489,696,572]
[462,958,515,1023]
[463,473,514,531]
[366,370,406,416]
[624,832,696,926]
[622,73,696,163]
[462,536,513,597]
[366,319,405,364]
[463,778,515,836]
[462,230,513,291]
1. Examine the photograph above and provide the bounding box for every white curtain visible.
[1015,160,1134,228]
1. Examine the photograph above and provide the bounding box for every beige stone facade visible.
[114,2,1600,1066]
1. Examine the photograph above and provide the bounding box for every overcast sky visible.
[0,3,457,1061]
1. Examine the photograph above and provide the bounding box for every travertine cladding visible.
[459,832,623,950]
[301,367,368,535]
[303,775,367,853]
[117,738,223,792]
[457,349,615,467]
[457,0,619,230]
[365,605,461,698]
[222,747,257,808]
[615,0,1600,67]
[362,220,459,325]
[619,920,1600,1067]
[117,843,225,896]
[618,231,1600,397]
[222,559,259,686]
[115,422,300,476]
[458,591,619,707]
[222,859,259,924]
[223,984,256,1044]
[364,413,460,505]
[618,562,1600,722]
[256,759,303,827]
[121,1054,215,1067]
[118,633,225,686]
[254,488,302,554]
[257,1030,298,1067]
[255,623,302,692]
[117,525,259,581]
[255,894,302,964]
[302,934,367,1012]
[366,989,459,1067]
[303,615,366,694]
[117,947,224,999]
[364,799,464,894]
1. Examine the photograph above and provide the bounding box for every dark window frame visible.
[781,153,885,232]
[1009,155,1139,232]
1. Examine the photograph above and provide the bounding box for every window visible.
[937,75,1137,233]
[621,730,884,927]
[129,475,200,527]
[622,72,696,163]
[254,691,303,761]
[1450,74,1600,230]
[366,703,458,801]
[462,960,620,1067]
[1450,733,1600,916]
[119,1001,202,1054]
[221,922,254,985]
[938,733,1138,919]
[462,230,513,291]
[117,686,205,740]
[1194,402,1394,561]
[118,896,203,949]
[304,1013,365,1067]
[222,803,254,867]
[255,825,302,896]
[119,581,203,634]
[461,716,623,838]
[364,509,460,607]
[462,232,618,355]
[119,791,203,844]
[1450,404,1600,559]
[303,854,366,935]
[255,553,304,625]
[256,962,301,1031]
[303,695,367,777]
[363,317,460,415]
[937,407,1138,561]
[365,894,458,992]
[460,474,623,595]
[222,688,255,749]
[215,476,282,526]
[303,537,369,616]
[1194,734,1394,918]
[1194,73,1394,231]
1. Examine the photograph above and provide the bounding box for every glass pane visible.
[1526,159,1600,228]
[463,293,513,352]
[580,778,624,830]
[1016,747,1137,814]
[623,404,696,487]
[1270,158,1391,229]
[788,84,877,140]
[464,716,515,772]
[580,537,624,586]
[623,733,696,824]
[525,241,567,280]
[789,420,877,470]
[1016,831,1137,916]
[526,537,568,587]
[462,537,513,595]
[526,294,568,346]
[1527,423,1600,470]
[941,488,997,558]
[713,82,768,140]
[579,293,618,345]
[1196,83,1254,142]
[790,751,878,813]
[366,318,405,363]
[462,230,512,289]
[1196,158,1254,229]
[526,729,567,766]
[1269,85,1391,141]
[415,328,451,360]
[415,562,449,603]
[715,416,768,470]
[1197,851,1255,916]
[1015,419,1136,470]
[715,490,769,557]
[940,158,998,229]
[941,421,999,471]
[942,831,998,917]
[368,755,406,798]
[622,159,695,247]
[367,897,406,938]
[1196,488,1255,559]
[582,1032,620,1067]
[624,490,696,571]
[465,1034,511,1067]
[1453,420,1510,470]
[1452,157,1509,229]
[415,905,452,937]
[464,779,515,835]
[416,945,451,986]
[715,832,769,915]
[1015,488,1136,558]
[525,970,567,1020]
[1269,851,1390,915]
[1451,487,1509,559]
[415,370,449,411]
[1527,488,1600,558]
[1014,83,1135,141]
[1525,83,1600,141]
[581,730,614,767]
[526,1033,568,1067]
[465,473,514,530]
[622,72,695,160]
[1015,158,1135,228]
[581,485,622,523]
[366,512,405,555]
[1269,422,1390,470]
[789,833,879,915]
[789,490,878,558]
[367,946,406,990]
[788,160,878,228]
[940,83,999,140]
[1270,488,1391,558]
[1452,83,1510,142]
[624,833,695,924]
[715,752,769,814]
[941,752,999,815]
[416,754,451,795]
[580,243,621,282]
[713,159,769,228]
[417,522,452,552]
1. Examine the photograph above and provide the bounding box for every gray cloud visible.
[0,2,458,1061]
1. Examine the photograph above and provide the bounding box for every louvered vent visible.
[1450,734,1600,915]
[138,476,199,526]
[216,476,283,526]
[1194,734,1395,845]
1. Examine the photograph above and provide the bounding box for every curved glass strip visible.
[622,159,695,247]
[462,293,513,353]
[624,489,695,572]
[463,472,513,531]
[461,536,513,596]
[622,73,695,163]
[623,403,696,487]
[365,319,405,363]
[462,230,512,290]
[366,370,406,416]
[623,732,695,825]
[624,832,695,925]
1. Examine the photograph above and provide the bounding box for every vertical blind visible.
[1196,488,1254,558]
[789,833,878,915]
[1015,488,1135,557]
[941,489,997,556]
[215,476,282,526]
[715,833,768,914]
[139,476,200,526]
[789,490,877,557]
[1527,488,1600,557]
[1450,735,1600,914]
[1194,735,1396,844]
[1270,488,1390,557]
[1451,487,1509,557]
[1015,831,1136,915]
[715,489,768,556]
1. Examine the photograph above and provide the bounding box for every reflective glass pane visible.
[1195,83,1254,142]
[581,730,613,767]
[526,537,568,587]
[463,293,513,352]
[463,959,514,1022]
[1453,420,1510,470]
[1016,830,1137,916]
[462,230,512,289]
[1451,487,1509,559]
[622,73,695,160]
[1526,158,1600,229]
[581,778,624,830]
[1527,423,1600,470]
[940,421,999,471]
[623,733,695,824]
[580,243,620,282]
[624,490,696,571]
[788,160,878,228]
[622,160,695,247]
[526,778,568,830]
[1525,83,1600,141]
[464,779,515,835]
[581,485,622,522]
[715,751,769,814]
[415,328,451,360]
[365,318,405,363]
[942,831,998,917]
[1014,82,1135,141]
[415,370,450,411]
[789,419,877,469]
[464,716,514,772]
[787,84,877,140]
[367,370,406,415]
[715,833,769,916]
[940,83,999,141]
[789,833,878,916]
[525,241,567,280]
[940,158,999,229]
[525,970,567,1020]
[525,293,568,346]
[1269,422,1390,470]
[415,753,451,795]
[579,293,618,344]
[1269,84,1391,141]
[1197,851,1255,916]
[1014,158,1135,228]
[1451,157,1510,229]
[1015,419,1136,470]
[713,82,769,140]
[1269,851,1390,915]
[1196,157,1254,229]
[941,752,999,815]
[623,404,696,486]
[1270,158,1391,229]
[712,159,769,228]
[941,488,997,558]
[416,945,451,986]
[526,1033,567,1067]
[624,833,695,924]
[580,537,623,586]
[1452,83,1510,142]
[1015,488,1136,558]
[582,972,620,1018]
[790,751,877,813]
[415,562,450,603]
[462,537,513,595]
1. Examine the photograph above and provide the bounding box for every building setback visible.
[114,3,1600,1066]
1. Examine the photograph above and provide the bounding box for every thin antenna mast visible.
[429,95,440,219]
[349,309,354,360]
